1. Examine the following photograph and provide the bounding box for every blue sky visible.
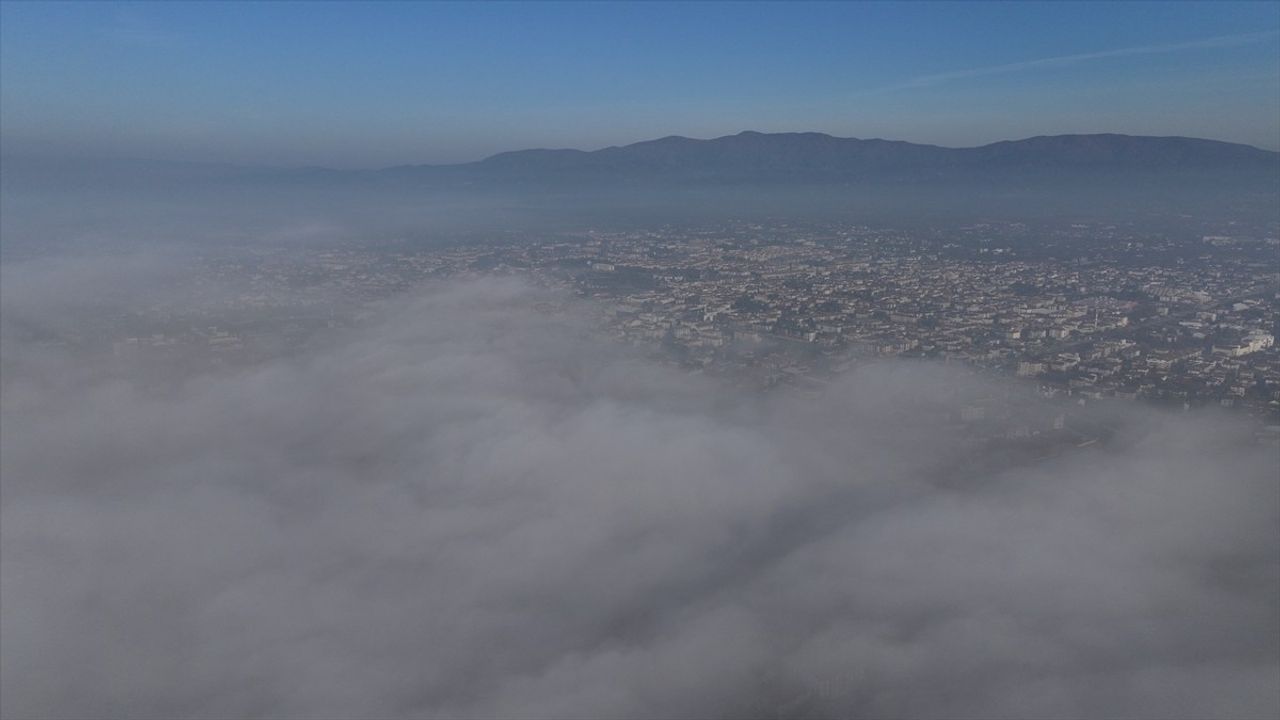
[2,1,1277,167]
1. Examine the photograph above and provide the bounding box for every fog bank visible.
[1,274,1277,719]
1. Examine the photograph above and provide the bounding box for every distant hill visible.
[7,132,1276,187]
[429,131,1280,182]
[5,132,1277,227]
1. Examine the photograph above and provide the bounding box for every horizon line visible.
[2,129,1275,172]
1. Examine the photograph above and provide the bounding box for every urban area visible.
[42,219,1280,440]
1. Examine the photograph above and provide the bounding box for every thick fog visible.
[1,254,1276,719]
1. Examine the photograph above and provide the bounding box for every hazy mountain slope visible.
[4,133,1276,230]
[467,131,1279,180]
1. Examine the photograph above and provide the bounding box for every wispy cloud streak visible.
[896,31,1279,91]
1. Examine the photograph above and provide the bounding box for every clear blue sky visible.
[2,1,1277,168]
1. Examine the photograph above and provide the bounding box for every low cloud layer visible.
[2,274,1277,719]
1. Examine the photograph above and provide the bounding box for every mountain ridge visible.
[4,131,1278,227]
[5,132,1276,221]
[5,132,1276,177]
[457,131,1278,179]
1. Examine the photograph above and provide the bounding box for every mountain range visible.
[4,132,1277,227]
[6,131,1276,184]
[391,131,1279,184]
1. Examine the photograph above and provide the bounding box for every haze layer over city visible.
[2,2,1278,719]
